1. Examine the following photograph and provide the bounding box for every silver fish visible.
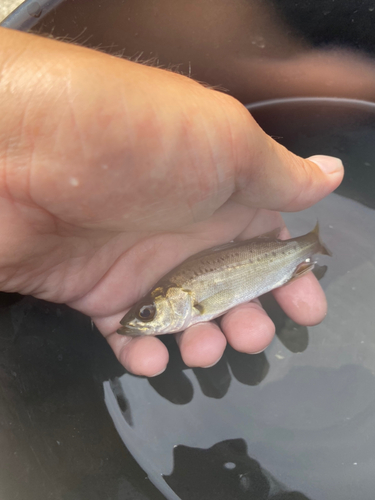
[117,223,331,336]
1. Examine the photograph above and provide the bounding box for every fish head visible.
[117,286,193,336]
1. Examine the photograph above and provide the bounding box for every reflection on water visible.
[148,337,271,403]
[192,359,231,399]
[16,0,375,107]
[148,337,194,404]
[163,439,310,500]
[109,377,133,426]
[148,279,325,404]
[106,348,375,499]
[261,294,309,354]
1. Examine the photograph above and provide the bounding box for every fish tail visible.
[312,221,332,256]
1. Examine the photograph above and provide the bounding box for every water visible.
[4,0,375,497]
[105,98,375,500]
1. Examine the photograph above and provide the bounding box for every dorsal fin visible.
[183,227,282,263]
[183,241,238,262]
[254,227,282,240]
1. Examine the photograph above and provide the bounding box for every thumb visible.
[233,121,344,212]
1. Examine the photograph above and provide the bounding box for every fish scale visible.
[117,223,331,336]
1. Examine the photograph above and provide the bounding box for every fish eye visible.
[137,304,156,321]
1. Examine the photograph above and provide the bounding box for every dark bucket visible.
[2,2,375,499]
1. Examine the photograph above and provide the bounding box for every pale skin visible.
[0,28,344,376]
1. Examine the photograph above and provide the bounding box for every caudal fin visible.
[312,221,332,256]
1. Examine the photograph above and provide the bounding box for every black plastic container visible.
[2,2,375,499]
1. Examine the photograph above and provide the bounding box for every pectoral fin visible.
[287,261,316,284]
[194,290,233,317]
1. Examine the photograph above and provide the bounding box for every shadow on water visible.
[145,272,330,405]
[145,310,304,405]
[260,294,309,354]
[147,331,273,403]
[261,264,327,354]
[163,439,311,500]
[146,264,328,405]
[146,335,271,404]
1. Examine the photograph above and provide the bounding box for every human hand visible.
[0,28,343,376]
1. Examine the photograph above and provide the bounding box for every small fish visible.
[117,223,331,337]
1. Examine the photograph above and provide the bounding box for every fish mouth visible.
[116,325,145,337]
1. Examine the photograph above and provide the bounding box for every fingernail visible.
[202,358,221,368]
[149,367,166,377]
[250,348,267,355]
[308,155,344,174]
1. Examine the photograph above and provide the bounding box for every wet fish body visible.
[118,223,331,336]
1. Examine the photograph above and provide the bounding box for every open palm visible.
[0,191,325,376]
[0,29,343,376]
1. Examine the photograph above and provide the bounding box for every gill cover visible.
[117,286,195,336]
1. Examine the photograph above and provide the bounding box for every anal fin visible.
[287,261,315,284]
